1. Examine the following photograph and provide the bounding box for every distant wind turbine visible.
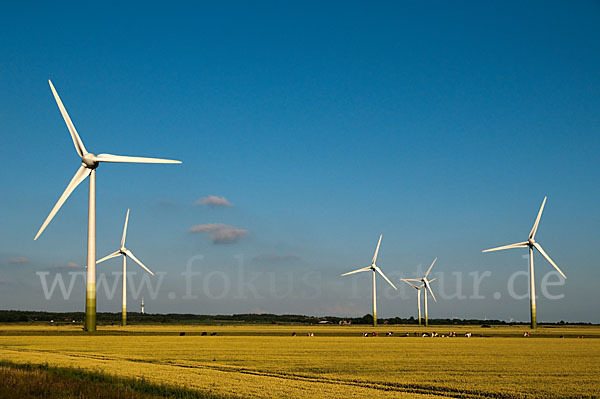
[404,258,438,326]
[34,80,181,332]
[399,279,436,327]
[341,234,398,326]
[482,197,566,329]
[97,209,154,326]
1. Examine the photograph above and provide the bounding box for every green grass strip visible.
[0,359,240,399]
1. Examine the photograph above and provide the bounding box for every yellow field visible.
[1,324,599,398]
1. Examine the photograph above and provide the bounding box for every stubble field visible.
[0,324,598,398]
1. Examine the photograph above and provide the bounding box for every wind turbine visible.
[341,234,397,327]
[34,80,181,332]
[482,197,566,329]
[404,258,438,326]
[97,209,154,326]
[400,279,427,326]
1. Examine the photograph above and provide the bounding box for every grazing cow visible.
[523,332,530,337]
[465,332,472,338]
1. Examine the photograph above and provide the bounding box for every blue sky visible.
[1,1,599,322]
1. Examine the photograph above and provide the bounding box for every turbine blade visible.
[121,209,130,247]
[341,266,371,276]
[371,234,382,264]
[124,249,154,276]
[530,197,547,239]
[425,257,437,277]
[533,242,566,279]
[94,154,181,164]
[403,278,422,282]
[426,282,437,302]
[400,279,418,289]
[97,250,121,264]
[482,242,528,252]
[374,265,397,290]
[428,277,437,283]
[34,165,91,240]
[48,80,88,157]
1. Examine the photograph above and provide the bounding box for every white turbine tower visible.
[404,258,438,326]
[97,209,154,327]
[341,234,398,326]
[482,197,566,329]
[34,80,181,332]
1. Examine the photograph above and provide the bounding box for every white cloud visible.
[188,223,248,244]
[8,257,29,264]
[50,262,86,271]
[195,196,233,207]
[64,262,84,269]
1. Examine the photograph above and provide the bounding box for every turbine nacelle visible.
[82,153,99,169]
[527,238,536,247]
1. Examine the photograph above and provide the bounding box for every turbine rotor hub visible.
[82,153,98,169]
[528,238,535,246]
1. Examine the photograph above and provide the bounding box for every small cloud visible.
[195,196,233,207]
[65,262,84,269]
[252,254,300,263]
[51,262,86,271]
[9,257,29,264]
[188,223,248,244]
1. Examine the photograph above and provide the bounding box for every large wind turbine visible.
[34,80,181,332]
[97,209,154,326]
[341,234,398,326]
[404,258,438,326]
[482,197,566,329]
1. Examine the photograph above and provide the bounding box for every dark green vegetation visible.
[0,360,237,399]
[0,310,592,326]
